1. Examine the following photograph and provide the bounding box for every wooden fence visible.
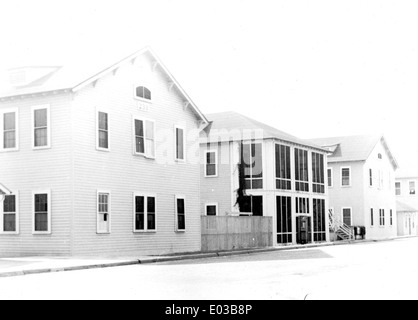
[201,216,273,252]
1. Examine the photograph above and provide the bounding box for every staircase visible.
[329,210,354,241]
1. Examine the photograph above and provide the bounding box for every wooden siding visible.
[328,161,365,226]
[363,140,397,239]
[0,94,73,257]
[201,216,273,252]
[200,141,233,216]
[71,55,202,256]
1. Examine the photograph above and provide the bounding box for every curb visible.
[0,236,414,278]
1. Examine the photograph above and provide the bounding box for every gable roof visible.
[395,168,418,179]
[0,47,208,124]
[397,200,418,213]
[202,111,328,152]
[308,134,399,169]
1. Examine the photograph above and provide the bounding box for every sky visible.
[1,0,418,172]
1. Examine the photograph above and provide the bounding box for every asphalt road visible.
[0,237,417,300]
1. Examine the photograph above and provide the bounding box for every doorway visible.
[296,216,312,244]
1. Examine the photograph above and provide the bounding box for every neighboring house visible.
[0,47,208,257]
[309,135,398,240]
[395,169,418,237]
[396,201,418,237]
[200,111,330,246]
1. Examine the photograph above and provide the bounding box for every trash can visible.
[353,226,366,240]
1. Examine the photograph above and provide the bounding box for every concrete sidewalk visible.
[0,236,411,278]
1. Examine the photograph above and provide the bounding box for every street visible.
[0,237,418,300]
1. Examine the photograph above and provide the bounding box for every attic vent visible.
[378,153,383,160]
[9,71,26,86]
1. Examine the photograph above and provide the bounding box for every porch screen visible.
[313,199,326,242]
[277,196,292,244]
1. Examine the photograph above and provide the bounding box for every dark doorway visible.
[296,216,312,244]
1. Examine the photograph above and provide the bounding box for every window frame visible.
[0,191,19,234]
[295,197,310,215]
[275,143,292,191]
[32,190,51,235]
[175,195,186,232]
[205,202,218,216]
[312,152,325,194]
[174,125,186,162]
[204,149,218,177]
[243,142,264,190]
[96,109,110,152]
[32,105,51,150]
[97,190,111,234]
[341,167,351,187]
[0,108,19,152]
[132,116,156,159]
[342,207,352,226]
[327,168,333,188]
[276,195,293,244]
[409,181,416,195]
[390,209,393,227]
[133,85,152,103]
[133,193,157,233]
[379,208,385,227]
[370,208,374,227]
[294,147,309,192]
[378,170,384,190]
[313,198,326,242]
[395,182,401,196]
[369,169,373,187]
[240,195,263,216]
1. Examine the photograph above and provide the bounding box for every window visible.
[410,181,415,195]
[32,105,50,149]
[97,192,110,234]
[313,199,326,242]
[378,170,384,190]
[276,196,292,244]
[395,182,401,196]
[97,111,109,150]
[240,195,263,216]
[390,209,393,226]
[378,153,383,160]
[379,209,385,226]
[205,150,218,177]
[342,208,352,226]
[275,144,291,190]
[327,168,333,188]
[175,126,185,161]
[1,109,18,151]
[312,152,325,193]
[205,203,218,216]
[296,197,310,214]
[370,208,374,227]
[243,143,263,189]
[33,191,51,234]
[1,193,18,233]
[341,167,351,187]
[134,194,156,232]
[133,118,155,158]
[369,169,373,187]
[295,148,309,192]
[135,86,151,101]
[176,196,186,231]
